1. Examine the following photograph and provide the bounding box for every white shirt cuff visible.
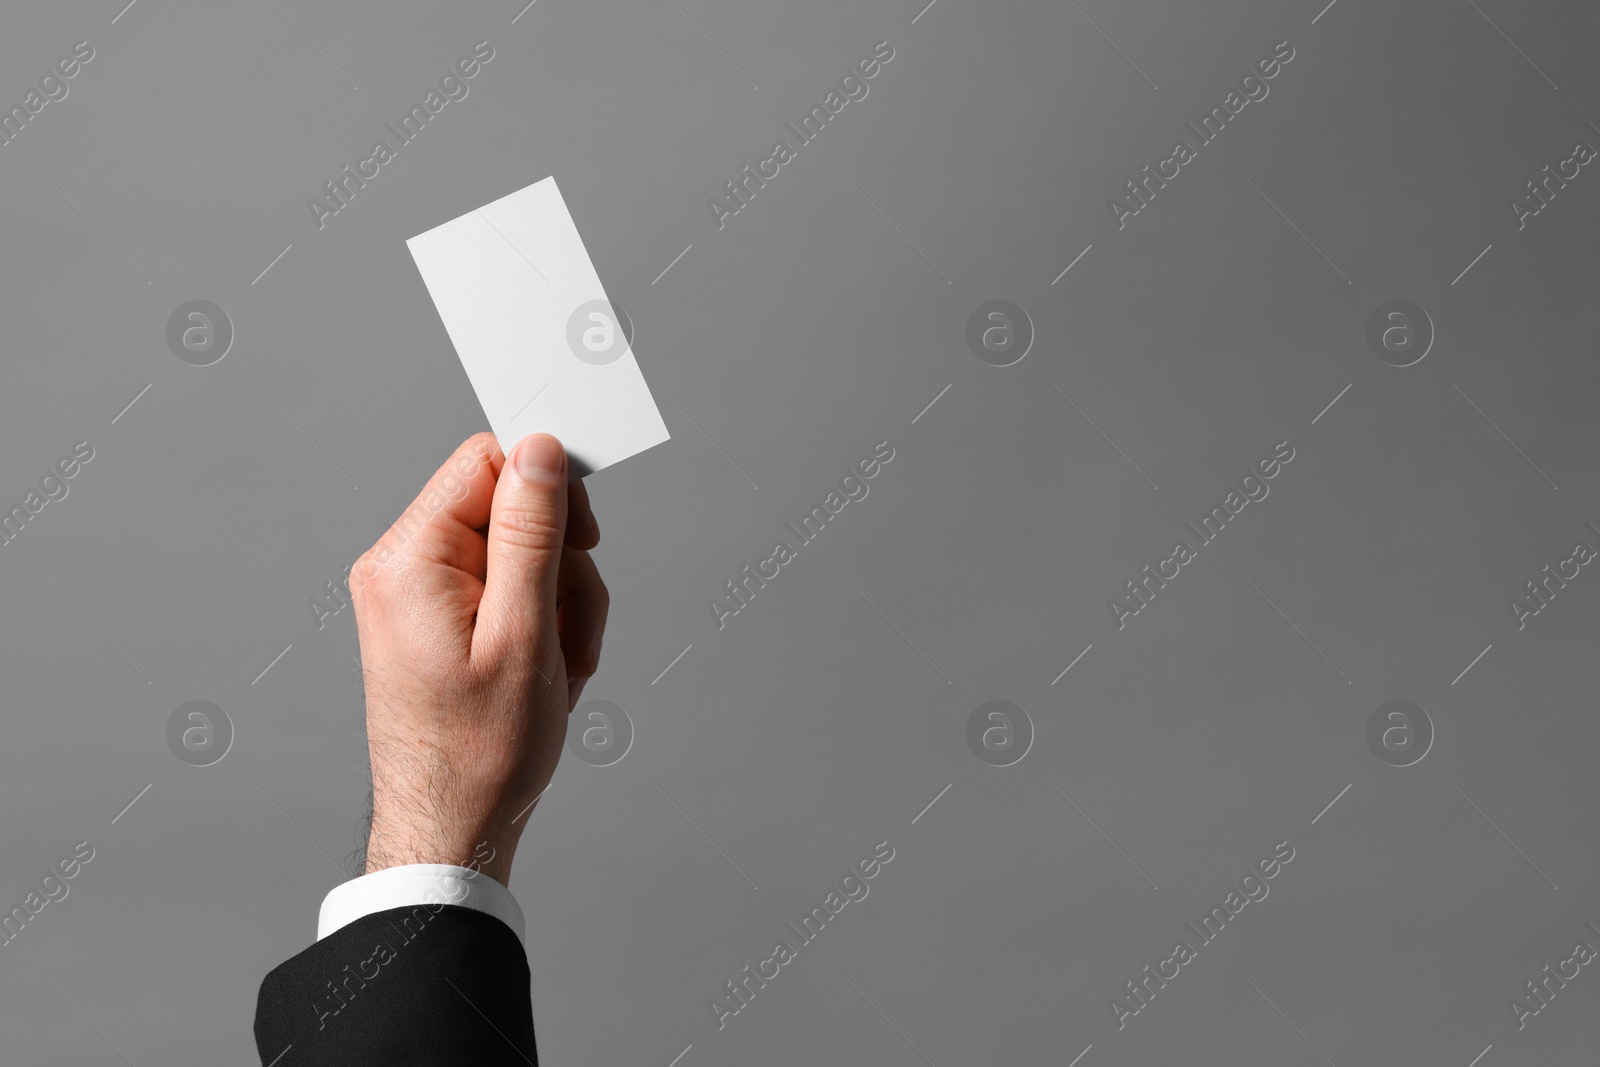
[317,864,526,952]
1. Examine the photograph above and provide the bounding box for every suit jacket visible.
[255,903,538,1065]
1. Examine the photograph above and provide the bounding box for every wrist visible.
[364,811,518,888]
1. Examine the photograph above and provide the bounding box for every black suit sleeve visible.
[254,903,538,1066]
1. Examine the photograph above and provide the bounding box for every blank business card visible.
[406,176,670,478]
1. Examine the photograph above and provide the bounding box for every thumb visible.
[477,434,569,661]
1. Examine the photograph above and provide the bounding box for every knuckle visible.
[349,552,381,599]
[351,544,418,604]
[496,506,565,554]
[570,642,600,679]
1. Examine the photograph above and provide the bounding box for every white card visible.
[406,176,670,478]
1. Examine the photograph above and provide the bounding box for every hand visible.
[349,432,607,888]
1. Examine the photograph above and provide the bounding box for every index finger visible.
[357,433,503,578]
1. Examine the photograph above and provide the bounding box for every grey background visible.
[1,0,1597,1063]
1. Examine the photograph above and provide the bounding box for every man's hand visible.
[349,432,607,888]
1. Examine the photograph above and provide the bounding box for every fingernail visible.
[514,435,565,485]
